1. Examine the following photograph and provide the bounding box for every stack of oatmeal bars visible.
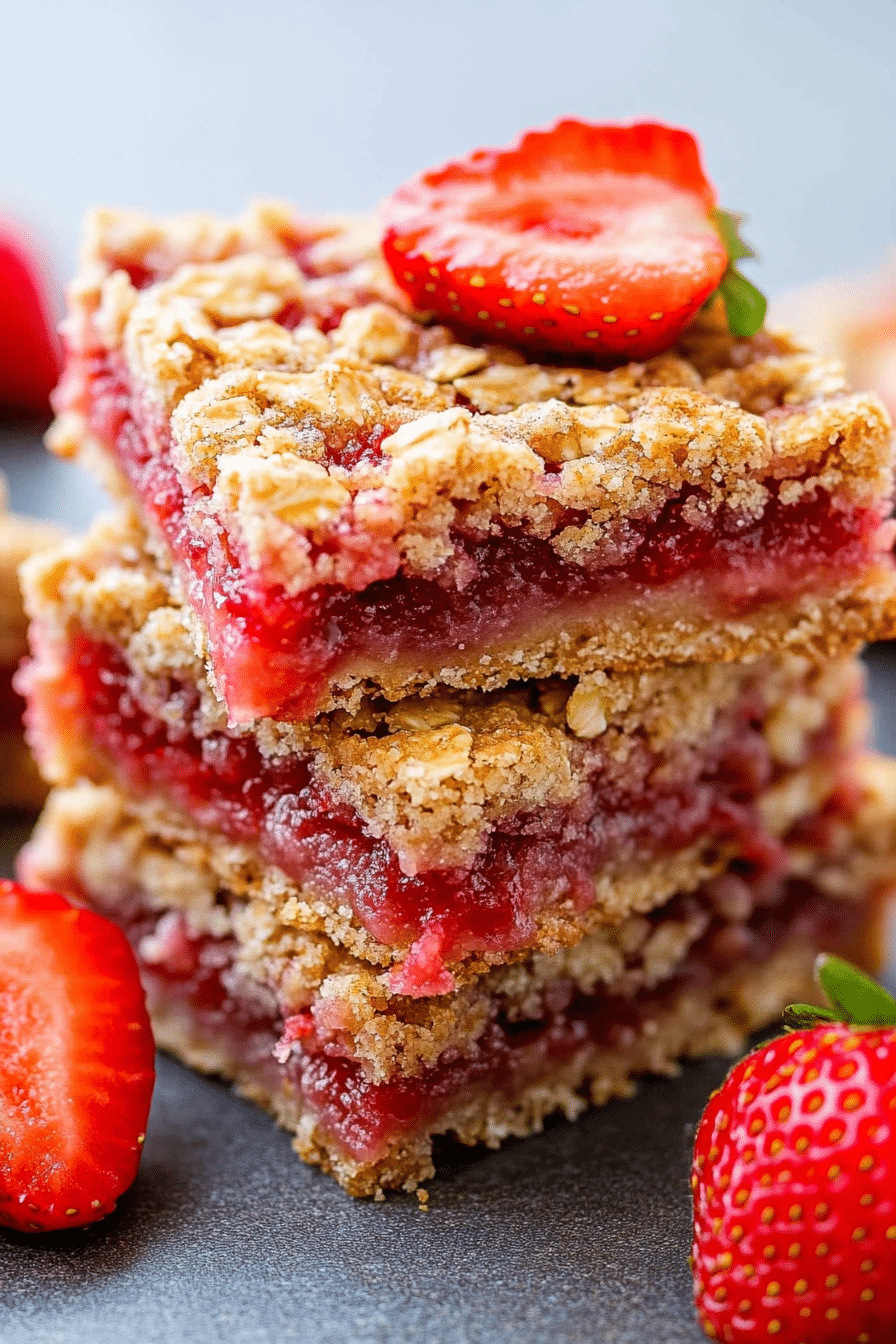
[16,203,896,1196]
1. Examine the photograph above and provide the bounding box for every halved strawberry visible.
[381,119,734,360]
[0,220,61,414]
[0,881,155,1233]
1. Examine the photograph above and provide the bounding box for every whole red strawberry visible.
[0,881,155,1232]
[691,955,896,1342]
[0,219,61,414]
[381,119,766,360]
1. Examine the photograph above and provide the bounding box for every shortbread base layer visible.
[18,743,867,997]
[316,567,896,716]
[58,433,896,720]
[27,769,895,1074]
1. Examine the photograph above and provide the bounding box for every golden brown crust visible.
[21,509,867,876]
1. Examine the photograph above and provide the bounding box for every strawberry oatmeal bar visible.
[49,192,896,724]
[21,120,896,1196]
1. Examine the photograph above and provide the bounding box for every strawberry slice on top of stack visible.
[383,118,759,358]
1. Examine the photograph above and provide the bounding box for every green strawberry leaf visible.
[713,209,755,265]
[816,954,896,1026]
[707,209,767,339]
[719,269,767,339]
[782,956,896,1032]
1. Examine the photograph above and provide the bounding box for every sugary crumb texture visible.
[23,203,896,1196]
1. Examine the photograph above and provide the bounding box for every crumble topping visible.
[76,204,401,322]
[54,207,894,597]
[21,510,864,874]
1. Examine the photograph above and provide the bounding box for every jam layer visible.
[78,351,892,723]
[51,634,849,996]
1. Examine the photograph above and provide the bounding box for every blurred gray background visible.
[2,0,896,305]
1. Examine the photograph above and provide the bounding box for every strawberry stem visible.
[783,954,896,1030]
[782,1003,839,1030]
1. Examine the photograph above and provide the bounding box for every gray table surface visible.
[0,423,894,1344]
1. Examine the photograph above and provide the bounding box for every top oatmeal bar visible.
[49,199,896,723]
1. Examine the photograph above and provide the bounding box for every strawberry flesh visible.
[0,881,155,1233]
[382,120,729,359]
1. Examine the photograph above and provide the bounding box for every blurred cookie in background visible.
[774,255,896,416]
[0,476,63,808]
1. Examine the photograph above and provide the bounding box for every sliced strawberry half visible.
[0,881,155,1233]
[0,221,61,414]
[381,119,731,359]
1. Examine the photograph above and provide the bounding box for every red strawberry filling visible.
[104,871,865,1168]
[67,348,891,725]
[27,631,855,996]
